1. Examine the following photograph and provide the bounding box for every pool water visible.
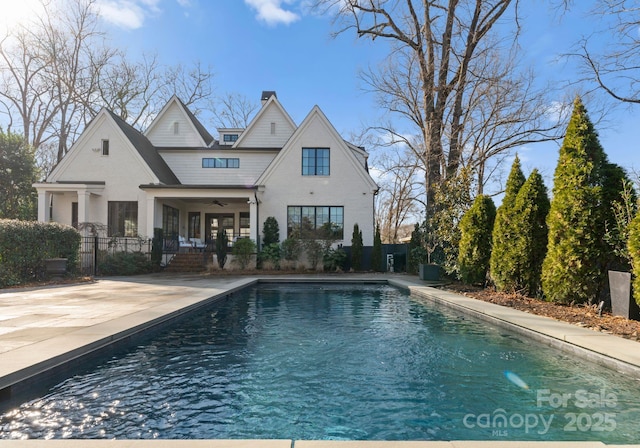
[2,283,640,441]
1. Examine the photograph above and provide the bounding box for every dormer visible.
[218,128,244,146]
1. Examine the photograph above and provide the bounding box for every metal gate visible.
[80,236,152,276]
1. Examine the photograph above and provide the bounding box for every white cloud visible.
[95,0,161,30]
[244,0,300,26]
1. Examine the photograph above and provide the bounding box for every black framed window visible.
[71,202,78,229]
[223,134,238,142]
[302,148,329,176]
[202,158,240,168]
[163,205,180,239]
[101,139,109,156]
[287,206,343,239]
[108,201,138,237]
[239,212,250,238]
[188,212,201,239]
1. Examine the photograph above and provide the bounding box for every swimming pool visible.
[1,283,640,441]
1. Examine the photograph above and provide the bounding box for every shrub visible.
[262,217,280,246]
[98,252,153,276]
[323,247,347,271]
[351,223,363,271]
[259,242,281,269]
[490,155,526,291]
[458,195,496,285]
[282,238,302,268]
[371,224,383,272]
[233,238,257,270]
[542,97,610,304]
[151,227,163,268]
[0,219,81,287]
[215,228,228,269]
[303,239,323,270]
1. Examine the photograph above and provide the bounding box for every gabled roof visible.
[175,97,214,145]
[106,110,180,185]
[144,95,214,147]
[256,105,379,192]
[232,94,297,148]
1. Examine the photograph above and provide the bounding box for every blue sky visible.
[3,0,639,193]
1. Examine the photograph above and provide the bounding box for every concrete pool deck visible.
[0,273,639,447]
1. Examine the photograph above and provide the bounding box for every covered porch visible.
[141,185,261,253]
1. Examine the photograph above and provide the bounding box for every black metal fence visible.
[80,236,153,276]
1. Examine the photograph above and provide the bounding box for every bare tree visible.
[458,47,571,194]
[0,0,216,174]
[571,0,640,104]
[212,92,259,129]
[318,0,517,215]
[373,145,422,243]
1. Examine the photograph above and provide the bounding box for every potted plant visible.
[606,179,640,319]
[409,222,440,281]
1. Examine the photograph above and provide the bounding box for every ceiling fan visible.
[211,199,228,207]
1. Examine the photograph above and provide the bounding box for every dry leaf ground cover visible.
[443,283,640,342]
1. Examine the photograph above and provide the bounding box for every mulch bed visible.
[442,283,640,342]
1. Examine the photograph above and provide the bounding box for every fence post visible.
[93,236,98,276]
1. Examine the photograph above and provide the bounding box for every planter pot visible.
[45,258,67,276]
[608,270,640,320]
[419,263,440,281]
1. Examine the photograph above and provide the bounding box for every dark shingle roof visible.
[174,97,214,146]
[107,110,180,185]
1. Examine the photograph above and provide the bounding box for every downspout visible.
[255,191,261,251]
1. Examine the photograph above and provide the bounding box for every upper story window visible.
[270,122,276,135]
[202,158,240,168]
[101,139,109,156]
[302,148,329,176]
[173,122,180,135]
[223,134,238,143]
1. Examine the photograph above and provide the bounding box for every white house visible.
[34,91,379,250]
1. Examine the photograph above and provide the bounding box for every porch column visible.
[145,195,156,238]
[249,198,258,243]
[37,190,51,222]
[77,189,91,231]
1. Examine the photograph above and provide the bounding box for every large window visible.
[188,212,201,239]
[287,206,343,239]
[239,212,250,238]
[108,201,138,237]
[302,148,329,176]
[202,158,240,168]
[161,205,179,240]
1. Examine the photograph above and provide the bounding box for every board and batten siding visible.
[239,104,295,148]
[159,150,278,185]
[146,102,205,147]
[258,111,377,246]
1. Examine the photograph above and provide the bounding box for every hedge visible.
[0,219,81,287]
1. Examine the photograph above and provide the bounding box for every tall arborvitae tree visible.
[542,97,609,304]
[351,223,363,271]
[371,224,383,272]
[490,155,526,291]
[627,212,640,305]
[509,169,550,296]
[458,195,496,285]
